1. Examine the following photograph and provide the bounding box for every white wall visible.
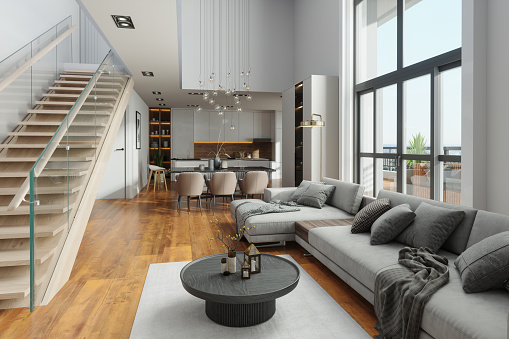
[126,90,149,198]
[180,0,294,93]
[293,0,340,84]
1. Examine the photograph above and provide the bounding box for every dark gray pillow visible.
[370,204,415,245]
[289,180,324,202]
[455,231,509,293]
[351,199,391,234]
[297,184,335,209]
[396,202,465,253]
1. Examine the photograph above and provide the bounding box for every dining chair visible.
[176,172,205,216]
[206,172,237,215]
[238,171,269,199]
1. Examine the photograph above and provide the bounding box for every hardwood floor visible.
[0,182,378,338]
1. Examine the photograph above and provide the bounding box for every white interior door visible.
[97,114,126,199]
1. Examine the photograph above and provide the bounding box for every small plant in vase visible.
[210,219,254,274]
[208,141,231,169]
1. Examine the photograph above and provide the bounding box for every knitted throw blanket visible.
[374,247,449,339]
[234,200,300,233]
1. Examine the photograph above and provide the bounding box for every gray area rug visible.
[130,255,370,339]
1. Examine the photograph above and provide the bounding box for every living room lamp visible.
[300,113,325,127]
[244,243,261,274]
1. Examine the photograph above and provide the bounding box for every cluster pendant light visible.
[195,0,252,131]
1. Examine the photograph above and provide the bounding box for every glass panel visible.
[356,0,398,83]
[443,162,461,205]
[376,84,397,153]
[360,92,374,153]
[440,67,461,155]
[404,160,431,199]
[404,74,430,155]
[376,158,398,193]
[360,157,374,197]
[404,0,462,67]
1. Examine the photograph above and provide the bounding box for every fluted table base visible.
[205,300,276,327]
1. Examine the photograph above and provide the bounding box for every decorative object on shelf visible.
[214,156,221,169]
[151,142,158,148]
[299,113,325,179]
[241,258,251,279]
[162,130,165,135]
[244,242,261,274]
[221,258,227,275]
[210,219,254,274]
[199,164,205,171]
[163,141,169,148]
[221,160,228,169]
[136,111,141,149]
[208,159,215,170]
[228,250,236,274]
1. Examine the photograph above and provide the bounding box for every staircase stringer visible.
[40,77,134,305]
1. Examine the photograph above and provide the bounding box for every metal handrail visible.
[0,25,77,93]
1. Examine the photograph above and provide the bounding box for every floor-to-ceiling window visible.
[354,0,462,204]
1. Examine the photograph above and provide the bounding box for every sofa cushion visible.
[230,199,354,237]
[297,184,336,209]
[289,180,324,202]
[467,210,509,248]
[377,190,477,255]
[264,187,297,203]
[396,202,465,253]
[351,198,391,234]
[370,204,415,245]
[322,177,365,214]
[455,231,509,293]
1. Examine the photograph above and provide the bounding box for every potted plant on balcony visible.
[406,133,429,192]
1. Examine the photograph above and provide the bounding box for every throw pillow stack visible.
[289,180,335,209]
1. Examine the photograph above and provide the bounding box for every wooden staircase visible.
[0,70,130,308]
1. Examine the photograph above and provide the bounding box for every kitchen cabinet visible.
[253,112,272,139]
[238,112,254,142]
[171,108,194,159]
[224,112,239,142]
[209,111,224,142]
[193,111,210,142]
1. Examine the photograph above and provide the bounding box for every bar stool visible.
[148,165,167,191]
[206,172,237,215]
[238,171,269,199]
[176,173,205,215]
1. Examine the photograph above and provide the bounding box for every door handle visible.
[114,148,125,151]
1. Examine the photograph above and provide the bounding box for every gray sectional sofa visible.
[230,178,509,339]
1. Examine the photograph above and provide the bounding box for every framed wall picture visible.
[136,111,141,149]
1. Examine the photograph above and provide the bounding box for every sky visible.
[368,0,462,148]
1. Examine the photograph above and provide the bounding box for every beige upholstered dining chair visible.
[238,171,269,199]
[176,173,205,216]
[206,172,237,215]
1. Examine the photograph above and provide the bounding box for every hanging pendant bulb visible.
[212,91,218,96]
[199,81,204,87]
[246,86,250,90]
[237,107,242,112]
[209,76,214,83]
[232,88,236,94]
[230,125,235,130]
[212,72,216,78]
[197,106,202,111]
[243,83,247,89]
[246,71,250,77]
[227,72,231,78]
[218,85,223,91]
[214,104,221,111]
[218,110,224,116]
[225,90,231,96]
[209,98,215,105]
[240,71,244,76]
[247,95,252,101]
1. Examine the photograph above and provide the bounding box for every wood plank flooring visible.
[0,182,378,338]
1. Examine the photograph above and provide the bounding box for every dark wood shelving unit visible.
[295,82,303,186]
[149,108,172,169]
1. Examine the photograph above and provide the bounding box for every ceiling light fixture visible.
[111,15,135,29]
[188,92,205,95]
[152,91,161,95]
[159,103,166,106]
[156,98,164,101]
[142,71,154,77]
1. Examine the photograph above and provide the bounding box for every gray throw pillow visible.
[297,184,335,209]
[455,231,509,293]
[370,204,416,245]
[289,180,324,202]
[351,199,391,234]
[396,202,465,253]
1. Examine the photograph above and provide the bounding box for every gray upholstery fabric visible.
[308,227,509,339]
[455,231,509,293]
[322,177,365,214]
[377,190,477,255]
[230,199,354,236]
[396,202,465,253]
[467,210,509,248]
[289,180,324,202]
[351,199,391,234]
[297,184,336,208]
[263,187,296,203]
[370,204,415,245]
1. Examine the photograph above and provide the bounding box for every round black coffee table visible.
[180,253,300,327]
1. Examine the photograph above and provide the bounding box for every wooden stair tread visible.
[0,204,73,216]
[0,279,29,300]
[49,86,120,93]
[27,109,111,115]
[0,169,88,178]
[0,223,66,239]
[54,80,123,88]
[60,74,124,82]
[0,183,83,195]
[35,101,113,107]
[0,247,55,267]
[7,132,103,137]
[0,144,97,149]
[0,157,94,163]
[43,93,116,100]
[17,121,107,127]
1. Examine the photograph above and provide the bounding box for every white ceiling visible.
[78,0,282,111]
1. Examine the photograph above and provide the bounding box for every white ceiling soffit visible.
[78,0,282,111]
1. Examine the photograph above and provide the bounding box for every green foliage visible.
[153,149,164,167]
[406,133,427,168]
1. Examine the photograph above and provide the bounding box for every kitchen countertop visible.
[171,158,270,161]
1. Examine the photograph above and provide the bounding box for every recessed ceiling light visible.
[187,104,199,107]
[188,92,204,95]
[159,103,166,106]
[142,71,154,77]
[156,98,164,101]
[152,91,161,95]
[111,15,135,29]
